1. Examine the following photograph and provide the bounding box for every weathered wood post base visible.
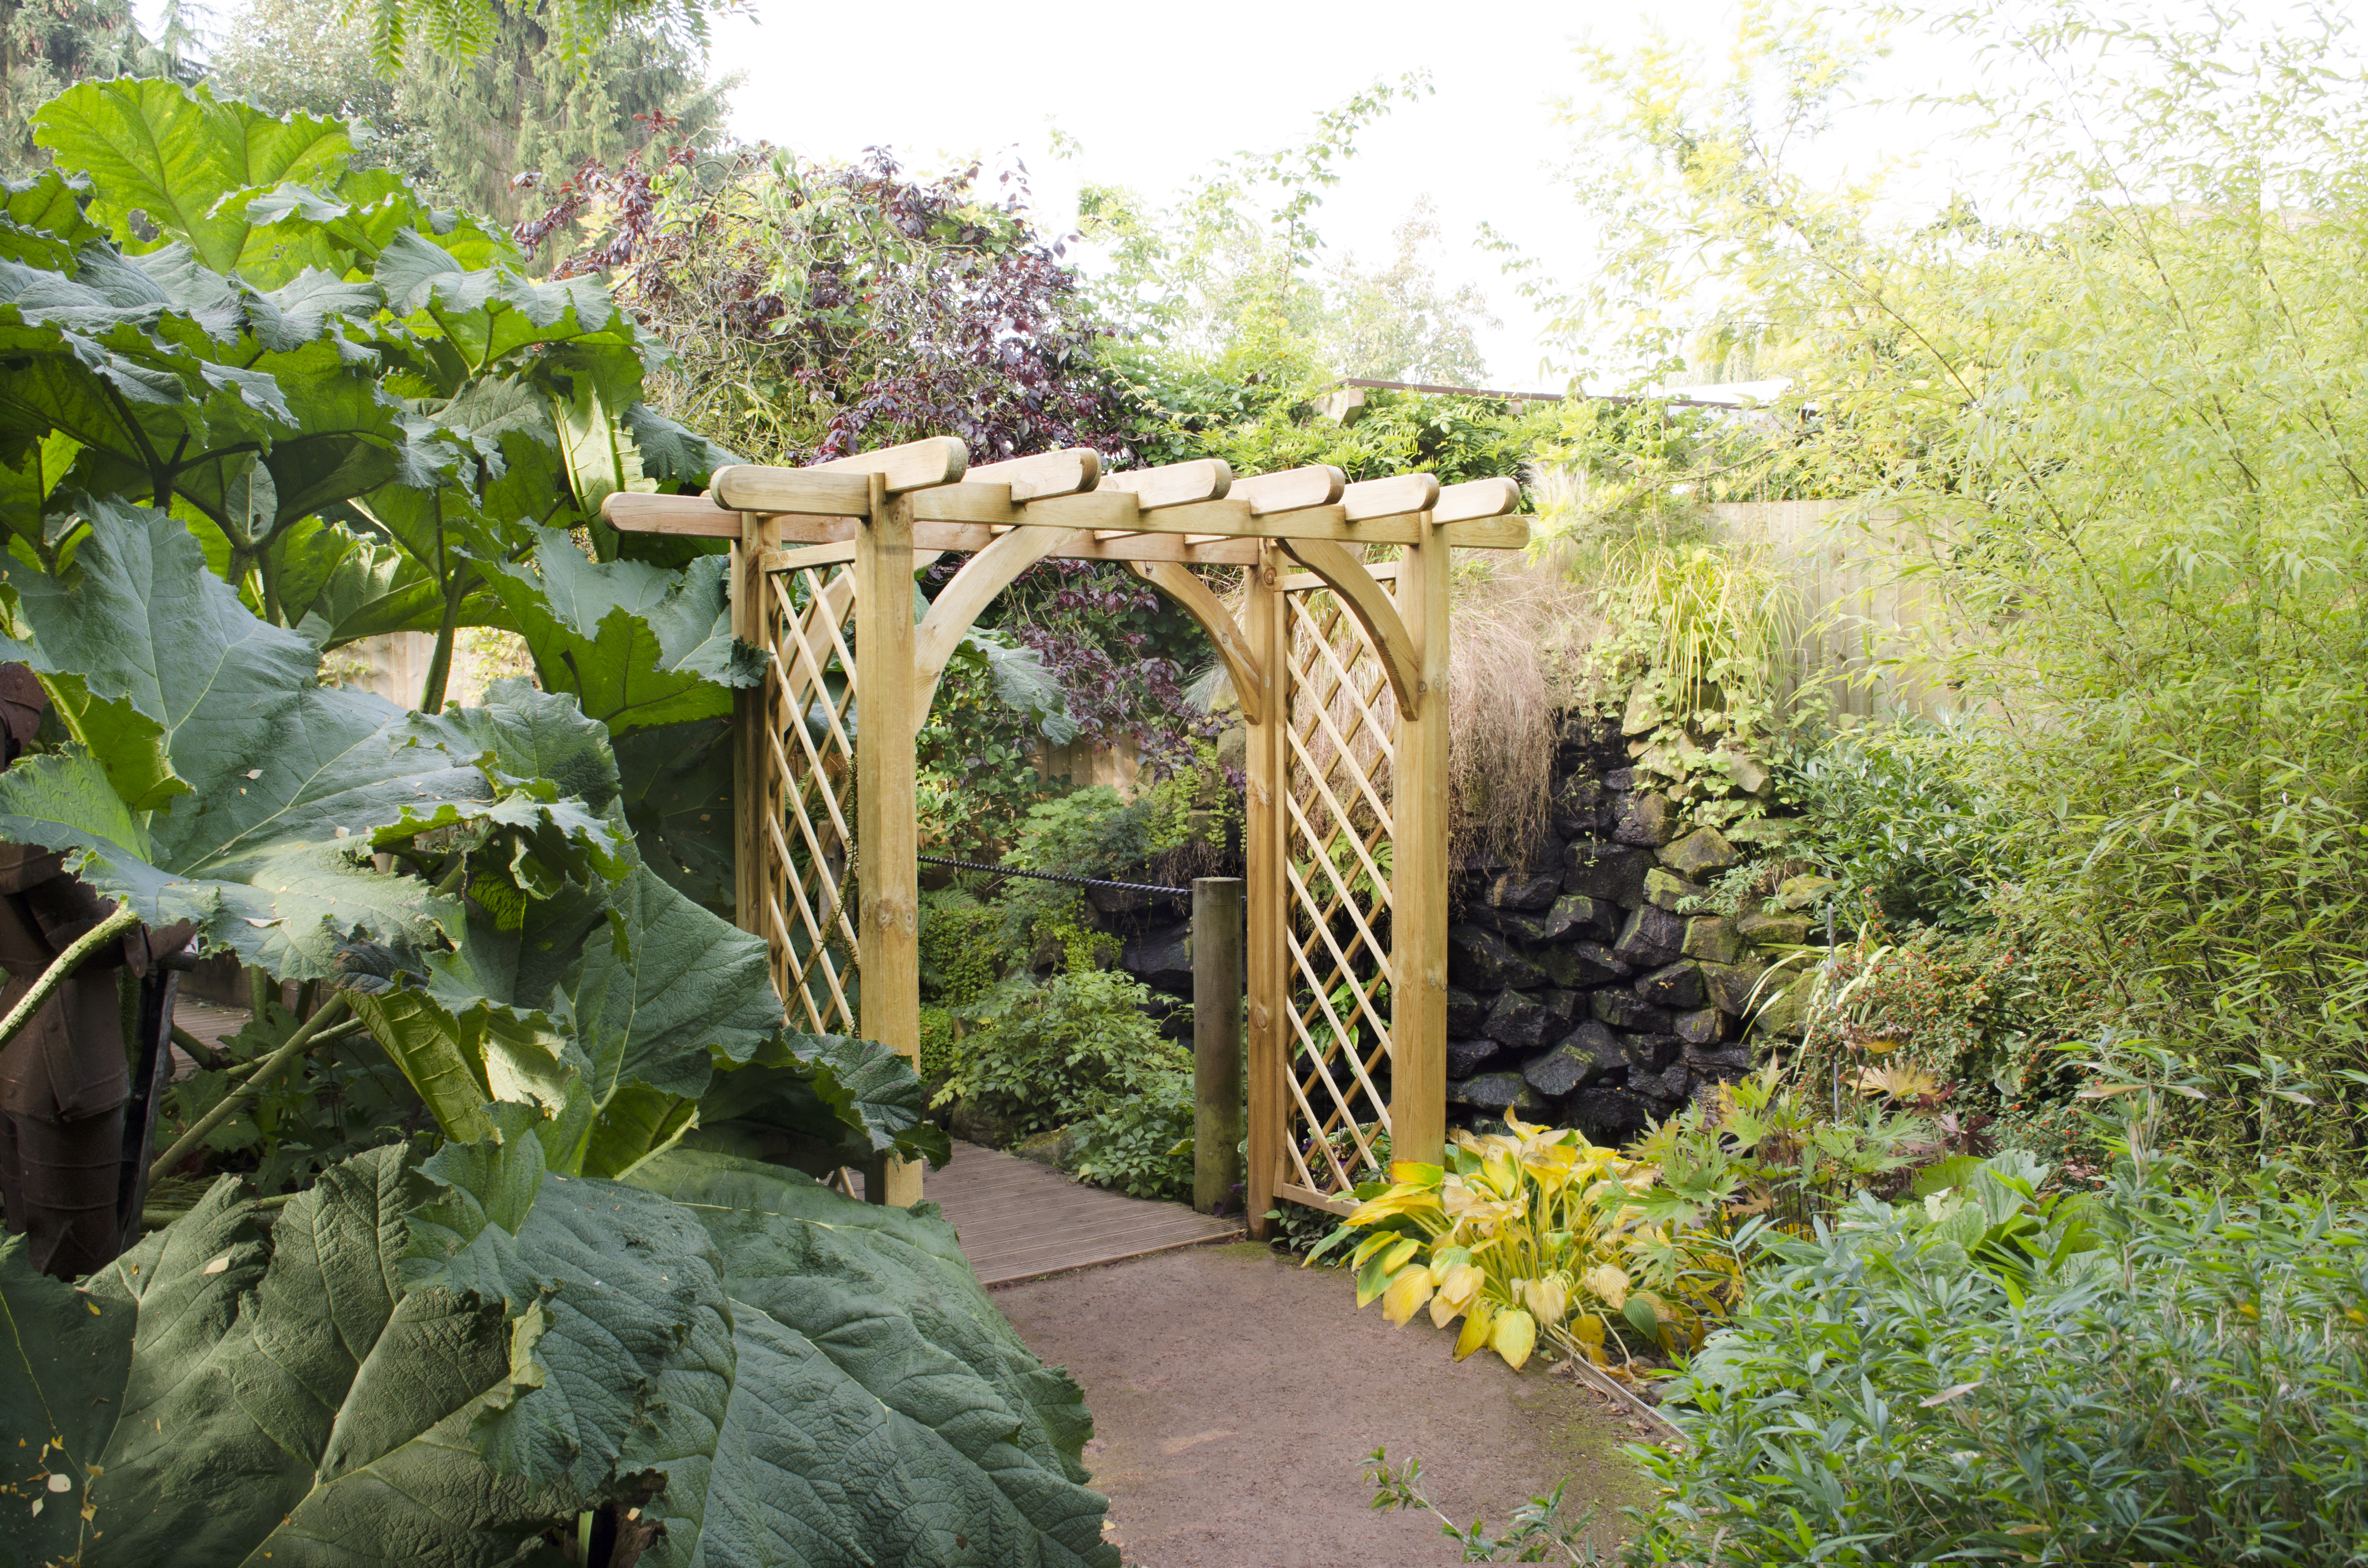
[1192,876,1246,1215]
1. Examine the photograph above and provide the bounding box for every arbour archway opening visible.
[606,438,1529,1228]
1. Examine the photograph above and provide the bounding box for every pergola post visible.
[853,476,926,1205]
[731,512,766,944]
[1243,544,1289,1239]
[1387,519,1451,1167]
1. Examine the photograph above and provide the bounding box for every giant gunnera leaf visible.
[0,1147,611,1568]
[404,1128,1119,1568]
[485,528,765,738]
[0,505,626,977]
[619,1151,1119,1568]
[5,1125,1113,1568]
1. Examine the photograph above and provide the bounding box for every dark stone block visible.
[1644,867,1708,911]
[1592,989,1675,1033]
[1566,1086,1652,1144]
[1613,905,1687,969]
[1121,925,1194,994]
[1699,956,1770,1016]
[1613,790,1679,847]
[1449,924,1544,991]
[1448,1072,1544,1117]
[1448,1038,1504,1079]
[1736,909,1813,946]
[1524,1020,1628,1097]
[1658,825,1740,881]
[1629,1061,1691,1103]
[1488,870,1562,912]
[1483,988,1578,1051]
[1538,893,1616,943]
[1683,1043,1753,1081]
[1673,1007,1727,1046]
[1549,774,1604,839]
[1637,960,1707,1010]
[1565,844,1652,907]
[1447,987,1490,1036]
[1603,767,1635,792]
[1619,1029,1683,1071]
[1683,917,1745,966]
[1454,844,1513,875]
[1466,906,1552,943]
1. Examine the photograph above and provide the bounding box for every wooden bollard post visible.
[1193,877,1246,1215]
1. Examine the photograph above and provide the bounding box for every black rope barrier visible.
[916,854,1191,897]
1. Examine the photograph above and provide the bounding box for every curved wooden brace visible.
[1123,560,1265,726]
[908,525,1087,728]
[1278,537,1422,719]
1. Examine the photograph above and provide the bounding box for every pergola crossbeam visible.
[607,469,1527,551]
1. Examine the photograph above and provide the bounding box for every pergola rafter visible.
[604,439,1525,1225]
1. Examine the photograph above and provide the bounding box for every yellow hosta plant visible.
[1336,1112,1696,1371]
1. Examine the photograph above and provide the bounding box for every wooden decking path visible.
[914,1141,1243,1286]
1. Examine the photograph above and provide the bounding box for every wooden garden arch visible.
[605,440,1528,1227]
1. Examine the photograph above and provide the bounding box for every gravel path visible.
[994,1241,1653,1568]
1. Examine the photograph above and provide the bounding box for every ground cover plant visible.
[1627,1062,2368,1568]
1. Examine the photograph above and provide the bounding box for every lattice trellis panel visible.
[1280,580,1404,1197]
[752,559,863,1035]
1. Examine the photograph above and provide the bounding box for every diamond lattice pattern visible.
[754,561,862,1034]
[1281,583,1402,1196]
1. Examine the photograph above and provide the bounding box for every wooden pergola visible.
[605,438,1528,1226]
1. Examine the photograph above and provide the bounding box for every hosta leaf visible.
[8,1150,604,1567]
[621,1151,1121,1568]
[32,80,351,275]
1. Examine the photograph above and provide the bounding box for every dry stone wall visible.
[1443,711,1805,1142]
[1093,711,1817,1138]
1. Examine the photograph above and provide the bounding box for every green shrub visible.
[918,887,1007,1007]
[1068,1069,1196,1201]
[1631,1170,2368,1566]
[933,969,1187,1137]
[1775,719,2003,934]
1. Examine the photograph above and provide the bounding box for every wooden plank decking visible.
[915,1140,1243,1287]
[172,1001,1239,1286]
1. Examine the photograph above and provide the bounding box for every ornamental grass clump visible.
[1336,1113,1731,1371]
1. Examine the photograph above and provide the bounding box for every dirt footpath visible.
[993,1242,1652,1568]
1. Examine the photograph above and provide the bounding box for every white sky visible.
[710,0,1989,393]
[151,0,2003,386]
[706,0,1969,391]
